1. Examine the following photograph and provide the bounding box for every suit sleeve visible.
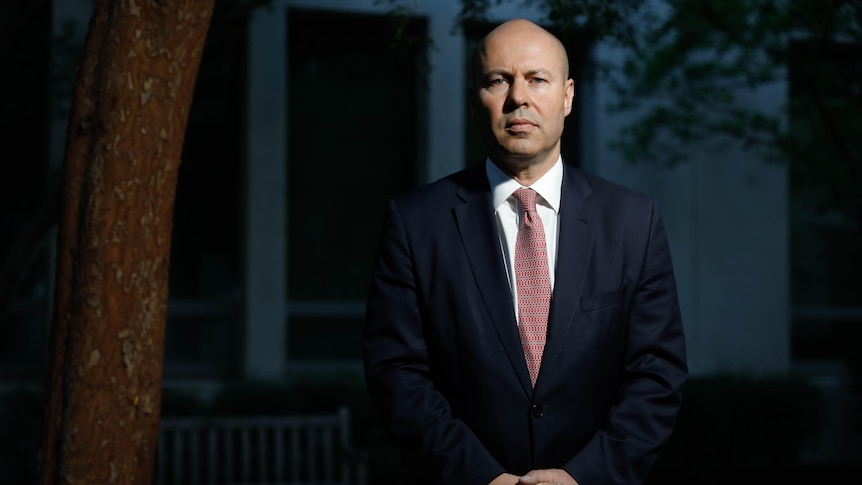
[564,200,688,484]
[362,199,506,485]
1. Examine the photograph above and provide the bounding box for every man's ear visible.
[564,78,576,116]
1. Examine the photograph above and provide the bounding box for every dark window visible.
[163,9,246,378]
[285,9,425,362]
[0,1,52,378]
[788,40,862,367]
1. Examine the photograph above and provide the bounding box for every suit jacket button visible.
[531,404,544,418]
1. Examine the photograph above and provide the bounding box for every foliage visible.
[608,0,861,228]
[373,0,436,85]
[451,0,646,45]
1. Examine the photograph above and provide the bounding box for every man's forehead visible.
[479,45,565,74]
[472,20,570,82]
[482,32,564,62]
[484,31,557,52]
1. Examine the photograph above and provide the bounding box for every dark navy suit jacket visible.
[363,162,688,484]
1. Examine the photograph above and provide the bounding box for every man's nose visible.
[505,78,529,110]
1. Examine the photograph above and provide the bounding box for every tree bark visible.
[40,1,215,483]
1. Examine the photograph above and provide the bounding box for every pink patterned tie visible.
[513,187,551,387]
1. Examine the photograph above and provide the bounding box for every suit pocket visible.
[580,284,627,312]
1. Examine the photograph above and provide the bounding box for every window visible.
[789,40,862,369]
[285,9,425,362]
[162,11,246,378]
[0,1,52,379]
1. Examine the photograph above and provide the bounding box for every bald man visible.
[363,18,687,485]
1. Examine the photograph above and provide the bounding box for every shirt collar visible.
[486,156,563,212]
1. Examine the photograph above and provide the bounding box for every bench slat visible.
[157,406,363,485]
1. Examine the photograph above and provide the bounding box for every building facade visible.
[2,0,859,468]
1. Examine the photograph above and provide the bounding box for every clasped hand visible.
[491,469,579,485]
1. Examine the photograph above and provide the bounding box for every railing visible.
[156,406,366,485]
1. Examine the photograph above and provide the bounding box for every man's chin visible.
[490,151,541,171]
[496,144,539,160]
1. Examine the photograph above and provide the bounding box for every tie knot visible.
[514,187,537,213]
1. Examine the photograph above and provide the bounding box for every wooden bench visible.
[156,406,366,485]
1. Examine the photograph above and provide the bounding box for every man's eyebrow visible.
[483,68,554,77]
[483,68,511,77]
[525,68,554,77]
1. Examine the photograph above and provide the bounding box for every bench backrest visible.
[156,406,361,485]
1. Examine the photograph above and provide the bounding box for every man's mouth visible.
[506,118,536,133]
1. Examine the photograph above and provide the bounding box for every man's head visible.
[472,19,575,181]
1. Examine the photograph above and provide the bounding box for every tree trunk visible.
[39,1,215,483]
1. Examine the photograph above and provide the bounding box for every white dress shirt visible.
[486,157,562,316]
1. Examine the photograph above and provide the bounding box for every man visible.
[363,18,687,485]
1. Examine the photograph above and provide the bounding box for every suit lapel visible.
[452,167,534,392]
[538,166,595,385]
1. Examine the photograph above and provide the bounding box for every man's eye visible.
[531,78,547,84]
[489,78,506,86]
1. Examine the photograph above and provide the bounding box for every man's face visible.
[474,22,574,170]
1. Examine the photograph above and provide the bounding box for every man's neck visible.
[490,152,560,186]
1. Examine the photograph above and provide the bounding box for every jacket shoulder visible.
[391,164,486,209]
